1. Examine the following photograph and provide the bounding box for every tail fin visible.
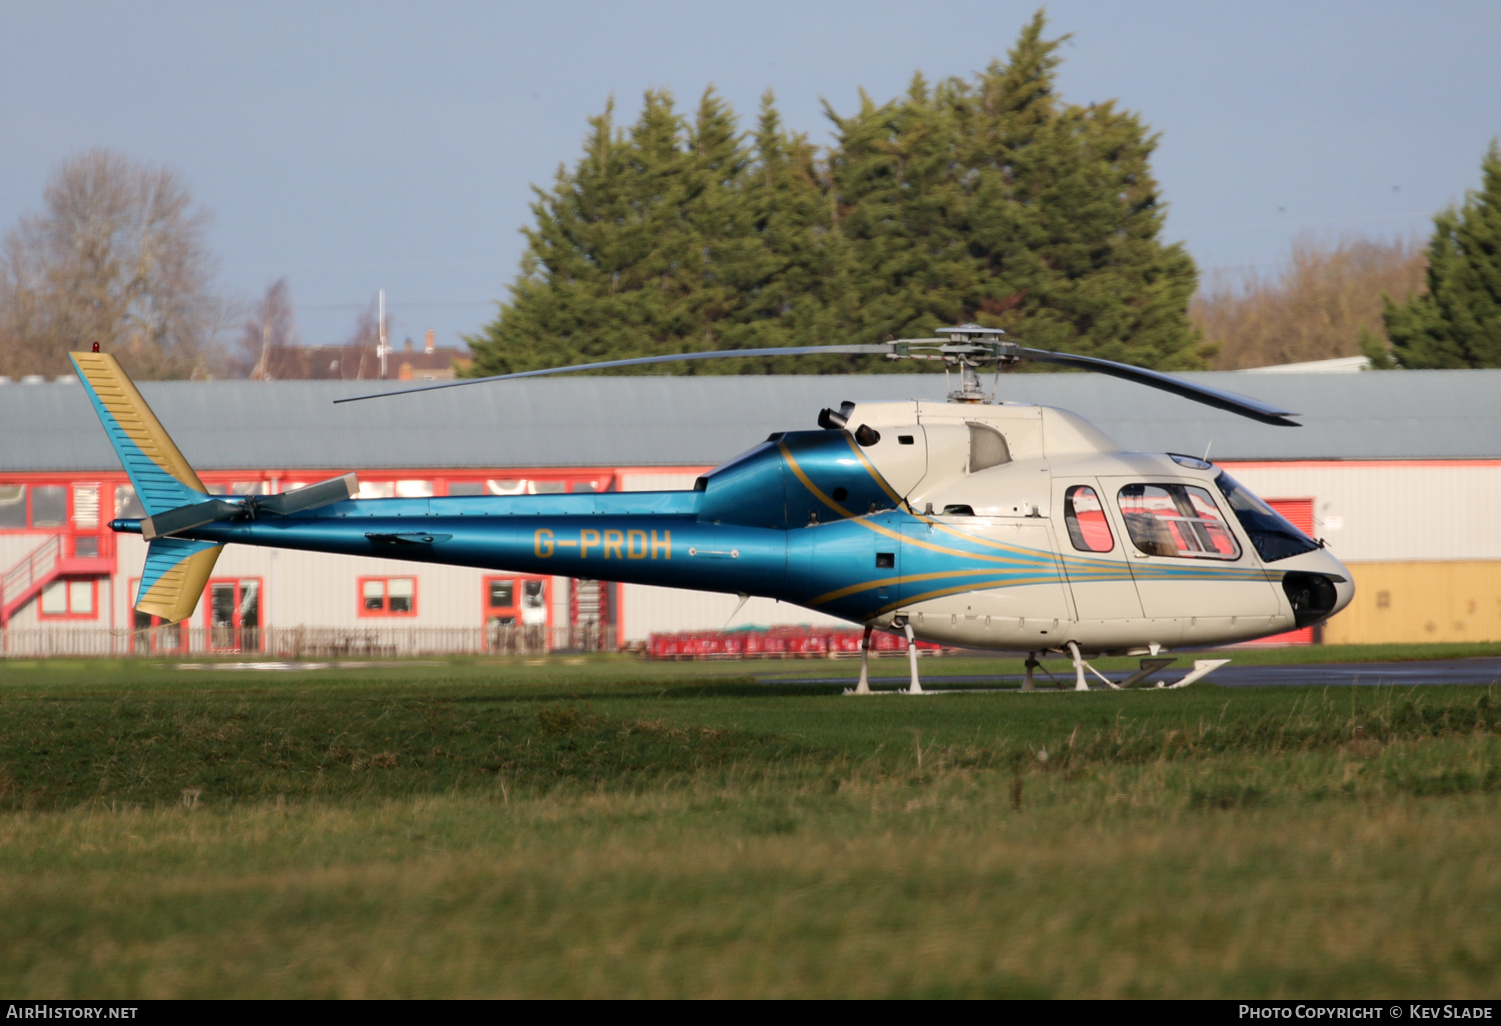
[70,350,222,623]
[135,536,223,623]
[69,350,211,514]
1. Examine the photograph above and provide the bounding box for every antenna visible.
[377,289,387,380]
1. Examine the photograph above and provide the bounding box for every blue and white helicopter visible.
[71,325,1352,693]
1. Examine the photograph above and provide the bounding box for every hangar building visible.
[2,369,1499,655]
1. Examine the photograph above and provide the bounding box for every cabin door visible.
[1052,479,1144,623]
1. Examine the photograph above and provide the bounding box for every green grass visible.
[1,652,1500,997]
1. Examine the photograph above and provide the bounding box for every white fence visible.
[0,623,608,659]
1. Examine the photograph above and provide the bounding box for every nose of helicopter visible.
[1273,544,1355,627]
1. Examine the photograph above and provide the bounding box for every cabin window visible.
[898,435,915,445]
[1117,484,1240,560]
[967,423,1011,472]
[876,552,895,568]
[1064,485,1114,553]
[359,576,417,616]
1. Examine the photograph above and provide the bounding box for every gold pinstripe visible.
[781,441,1060,566]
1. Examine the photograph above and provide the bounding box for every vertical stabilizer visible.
[136,537,223,623]
[69,351,222,622]
[68,350,209,514]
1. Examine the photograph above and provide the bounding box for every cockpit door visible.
[1100,477,1282,623]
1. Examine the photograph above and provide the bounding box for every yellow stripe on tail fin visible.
[136,537,223,624]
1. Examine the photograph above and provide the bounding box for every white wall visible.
[1223,461,1501,563]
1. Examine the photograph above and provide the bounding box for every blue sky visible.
[2,1,1498,353]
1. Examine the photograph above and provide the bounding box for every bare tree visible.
[337,302,383,380]
[1193,233,1427,370]
[0,149,228,379]
[233,277,299,378]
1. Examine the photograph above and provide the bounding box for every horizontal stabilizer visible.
[141,499,243,541]
[259,473,358,515]
[139,473,359,540]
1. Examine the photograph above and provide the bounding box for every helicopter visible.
[68,324,1352,693]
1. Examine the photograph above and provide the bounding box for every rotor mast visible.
[889,324,1016,404]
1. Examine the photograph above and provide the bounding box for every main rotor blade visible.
[1015,347,1301,427]
[335,345,894,403]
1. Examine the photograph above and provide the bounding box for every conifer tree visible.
[467,10,1201,376]
[1382,141,1501,369]
[825,11,1202,367]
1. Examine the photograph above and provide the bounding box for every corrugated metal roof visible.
[3,369,1499,472]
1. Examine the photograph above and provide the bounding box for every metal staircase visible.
[0,535,115,625]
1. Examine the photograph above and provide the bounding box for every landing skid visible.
[843,640,1230,695]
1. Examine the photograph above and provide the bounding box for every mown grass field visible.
[1,647,1500,998]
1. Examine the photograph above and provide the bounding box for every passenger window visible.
[1064,485,1113,552]
[1117,484,1240,560]
[966,423,1010,472]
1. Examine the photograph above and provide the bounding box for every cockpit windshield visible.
[1214,472,1320,562]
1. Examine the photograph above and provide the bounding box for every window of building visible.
[39,578,96,618]
[30,486,65,526]
[1064,485,1114,553]
[1117,483,1240,560]
[530,480,567,495]
[395,480,434,498]
[358,481,396,499]
[360,576,416,616]
[72,484,100,529]
[0,483,71,529]
[115,485,146,519]
[0,485,26,528]
[206,578,262,652]
[446,481,485,496]
[132,605,188,654]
